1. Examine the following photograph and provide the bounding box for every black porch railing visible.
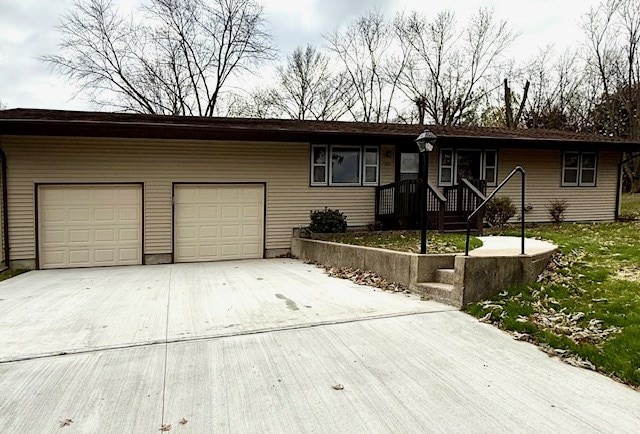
[375,178,488,232]
[375,179,446,231]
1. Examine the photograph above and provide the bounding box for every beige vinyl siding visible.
[428,147,621,222]
[1,137,394,261]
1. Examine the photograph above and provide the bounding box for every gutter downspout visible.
[0,148,8,268]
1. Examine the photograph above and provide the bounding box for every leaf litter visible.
[476,250,621,370]
[309,262,410,293]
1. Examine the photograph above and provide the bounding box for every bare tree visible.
[396,8,516,125]
[521,48,586,130]
[43,0,275,115]
[582,0,640,191]
[0,99,7,110]
[324,10,407,123]
[267,45,354,120]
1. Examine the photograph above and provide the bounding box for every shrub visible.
[485,196,517,227]
[547,199,568,223]
[309,207,347,233]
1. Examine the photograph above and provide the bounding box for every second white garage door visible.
[174,184,265,262]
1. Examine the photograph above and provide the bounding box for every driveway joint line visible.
[159,264,172,428]
[0,309,456,364]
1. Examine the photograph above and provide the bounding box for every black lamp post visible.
[415,130,437,254]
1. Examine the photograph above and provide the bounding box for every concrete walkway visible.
[471,235,558,257]
[1,259,638,433]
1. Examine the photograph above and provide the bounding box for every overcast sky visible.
[0,0,604,111]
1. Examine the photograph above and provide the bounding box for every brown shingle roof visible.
[1,108,638,150]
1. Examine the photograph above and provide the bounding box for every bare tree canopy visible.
[325,10,407,123]
[396,8,516,125]
[266,45,354,120]
[43,0,276,115]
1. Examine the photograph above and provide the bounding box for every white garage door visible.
[174,184,264,262]
[38,185,143,269]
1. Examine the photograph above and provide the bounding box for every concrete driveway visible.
[0,259,639,433]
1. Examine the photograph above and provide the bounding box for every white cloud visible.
[0,0,604,111]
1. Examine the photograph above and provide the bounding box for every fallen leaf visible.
[159,424,172,431]
[332,384,344,390]
[179,418,189,425]
[59,418,73,428]
[478,312,492,323]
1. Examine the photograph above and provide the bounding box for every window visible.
[483,150,498,186]
[310,145,379,186]
[363,147,379,185]
[562,151,597,187]
[399,153,419,181]
[311,145,328,185]
[439,149,454,186]
[439,149,498,186]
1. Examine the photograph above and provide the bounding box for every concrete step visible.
[435,268,454,285]
[415,282,456,305]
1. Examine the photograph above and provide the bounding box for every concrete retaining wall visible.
[291,237,454,288]
[291,237,555,308]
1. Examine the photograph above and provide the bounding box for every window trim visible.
[310,144,328,186]
[310,144,380,187]
[363,146,380,186]
[439,149,454,186]
[439,148,497,187]
[483,149,498,187]
[562,151,597,187]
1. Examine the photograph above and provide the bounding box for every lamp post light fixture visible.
[415,129,437,254]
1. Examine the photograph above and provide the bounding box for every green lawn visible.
[467,222,640,387]
[621,193,640,219]
[319,231,482,254]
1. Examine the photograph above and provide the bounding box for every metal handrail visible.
[464,166,526,256]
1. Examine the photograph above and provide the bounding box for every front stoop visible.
[415,268,459,306]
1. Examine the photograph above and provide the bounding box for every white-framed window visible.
[439,149,454,186]
[562,151,597,187]
[363,147,379,185]
[439,148,498,187]
[483,150,498,186]
[310,145,379,186]
[311,144,328,185]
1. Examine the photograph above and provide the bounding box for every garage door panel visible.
[39,185,142,269]
[119,208,139,222]
[69,249,91,265]
[69,208,91,223]
[43,230,65,244]
[199,225,218,239]
[199,206,219,219]
[95,229,115,242]
[95,249,115,263]
[175,184,264,263]
[43,208,65,222]
[221,206,239,218]
[119,247,140,260]
[221,225,239,238]
[95,208,115,222]
[69,229,91,243]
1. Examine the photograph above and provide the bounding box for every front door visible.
[456,150,482,183]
